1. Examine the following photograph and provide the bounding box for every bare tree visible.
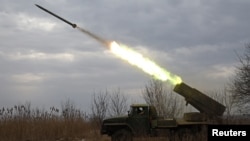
[222,88,235,116]
[230,44,250,113]
[90,88,129,128]
[207,88,235,116]
[91,90,109,128]
[61,99,81,119]
[142,79,184,118]
[109,88,128,117]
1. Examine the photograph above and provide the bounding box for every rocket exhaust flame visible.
[35,4,182,85]
[110,42,182,85]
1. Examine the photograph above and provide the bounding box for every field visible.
[0,103,106,141]
[0,104,249,141]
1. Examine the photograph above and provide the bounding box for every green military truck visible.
[100,82,226,141]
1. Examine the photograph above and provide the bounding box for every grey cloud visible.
[0,0,250,110]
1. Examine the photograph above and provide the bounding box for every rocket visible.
[35,4,110,47]
[35,4,77,28]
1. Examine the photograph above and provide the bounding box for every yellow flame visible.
[109,41,182,85]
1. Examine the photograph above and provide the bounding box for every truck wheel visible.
[111,129,133,141]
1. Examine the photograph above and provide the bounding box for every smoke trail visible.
[76,27,109,47]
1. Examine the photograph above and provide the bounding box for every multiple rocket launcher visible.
[174,83,225,116]
[35,4,226,117]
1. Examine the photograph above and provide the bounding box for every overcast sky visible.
[0,0,250,111]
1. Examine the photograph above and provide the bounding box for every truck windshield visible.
[128,107,133,116]
[129,106,146,116]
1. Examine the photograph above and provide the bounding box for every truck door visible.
[128,106,150,135]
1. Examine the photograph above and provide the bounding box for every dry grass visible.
[0,103,249,141]
[0,103,110,141]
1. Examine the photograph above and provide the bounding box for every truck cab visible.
[101,104,177,140]
[101,104,150,137]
